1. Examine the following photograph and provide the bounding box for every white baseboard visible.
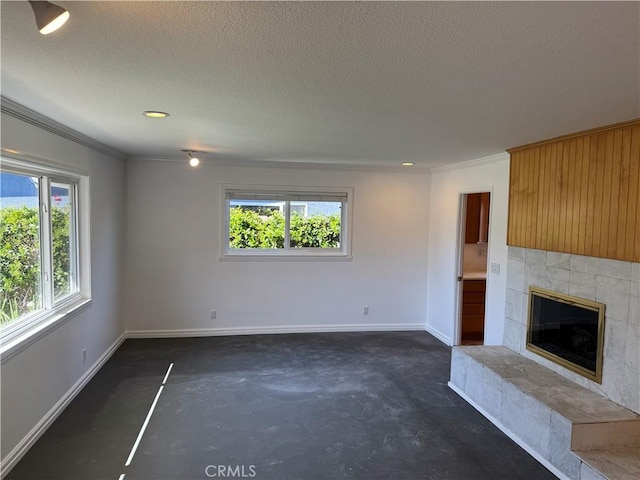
[126,323,426,338]
[425,324,451,345]
[447,382,568,480]
[1,333,126,479]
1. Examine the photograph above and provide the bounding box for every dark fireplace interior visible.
[528,290,603,378]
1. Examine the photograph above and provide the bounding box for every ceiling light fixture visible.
[402,162,415,166]
[142,111,170,118]
[182,150,200,167]
[29,1,70,35]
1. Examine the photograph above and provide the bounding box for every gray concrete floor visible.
[7,332,556,479]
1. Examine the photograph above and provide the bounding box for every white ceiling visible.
[1,1,639,168]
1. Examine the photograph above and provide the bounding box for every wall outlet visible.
[363,306,369,315]
[210,310,217,320]
[490,263,501,275]
[82,349,87,364]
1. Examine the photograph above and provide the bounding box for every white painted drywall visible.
[123,160,431,334]
[426,154,510,345]
[0,113,126,463]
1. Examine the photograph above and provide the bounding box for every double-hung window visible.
[223,186,352,258]
[1,156,88,347]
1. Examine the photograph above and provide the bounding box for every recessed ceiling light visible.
[142,111,170,118]
[2,148,21,154]
[402,162,415,166]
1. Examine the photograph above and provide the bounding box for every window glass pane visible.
[229,200,285,249]
[51,181,75,300]
[290,201,341,248]
[0,172,42,323]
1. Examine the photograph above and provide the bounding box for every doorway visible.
[456,192,490,345]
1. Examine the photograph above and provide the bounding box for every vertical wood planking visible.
[507,119,640,262]
[591,135,606,257]
[586,135,600,257]
[631,126,640,262]
[578,138,591,256]
[552,142,564,252]
[523,148,531,247]
[536,145,549,248]
[571,138,583,253]
[527,148,539,248]
[599,132,614,258]
[614,128,630,260]
[567,141,577,251]
[607,130,622,259]
[507,153,519,245]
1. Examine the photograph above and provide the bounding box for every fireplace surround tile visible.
[571,256,601,275]
[597,258,632,281]
[508,246,526,262]
[526,261,549,289]
[596,276,631,321]
[629,282,639,327]
[632,263,640,283]
[505,288,525,323]
[526,248,548,266]
[623,326,640,412]
[503,317,522,352]
[570,271,597,299]
[507,247,640,415]
[547,266,571,294]
[507,258,525,292]
[547,252,572,270]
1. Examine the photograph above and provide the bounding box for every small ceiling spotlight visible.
[29,1,70,35]
[182,150,200,167]
[142,111,170,118]
[402,162,415,166]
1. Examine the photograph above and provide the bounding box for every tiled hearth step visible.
[448,346,640,480]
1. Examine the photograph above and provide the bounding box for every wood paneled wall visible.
[507,119,640,262]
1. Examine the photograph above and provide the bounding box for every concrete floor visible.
[7,332,556,479]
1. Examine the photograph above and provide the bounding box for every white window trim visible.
[220,184,353,260]
[0,153,91,361]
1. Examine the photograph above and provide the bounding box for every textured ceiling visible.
[1,1,639,167]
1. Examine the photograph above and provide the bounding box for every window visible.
[223,186,352,257]
[1,157,87,343]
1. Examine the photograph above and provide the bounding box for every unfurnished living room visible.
[0,2,639,480]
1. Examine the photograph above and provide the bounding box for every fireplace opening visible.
[527,286,605,383]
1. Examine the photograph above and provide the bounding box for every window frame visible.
[221,184,353,260]
[0,154,91,357]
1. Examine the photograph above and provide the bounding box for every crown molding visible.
[1,96,126,160]
[507,118,640,153]
[430,152,509,173]
[128,155,433,174]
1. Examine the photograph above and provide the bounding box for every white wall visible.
[124,160,431,334]
[426,154,510,345]
[0,113,126,466]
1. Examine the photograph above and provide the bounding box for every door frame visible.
[453,187,493,346]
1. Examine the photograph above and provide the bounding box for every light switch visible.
[490,263,500,275]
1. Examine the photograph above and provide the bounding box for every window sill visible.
[0,298,93,363]
[219,253,353,262]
